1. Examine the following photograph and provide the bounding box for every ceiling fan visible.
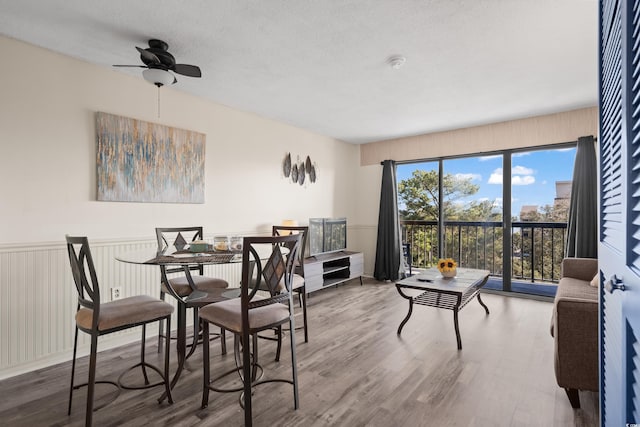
[113,39,202,87]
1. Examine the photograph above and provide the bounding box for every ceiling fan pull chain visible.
[157,85,161,118]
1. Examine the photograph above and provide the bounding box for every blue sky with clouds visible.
[396,147,577,219]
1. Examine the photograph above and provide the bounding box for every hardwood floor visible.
[0,278,598,426]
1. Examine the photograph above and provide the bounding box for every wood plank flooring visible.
[0,278,598,426]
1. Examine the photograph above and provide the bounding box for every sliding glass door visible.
[397,143,576,297]
[441,156,503,276]
[509,146,575,294]
[397,161,439,269]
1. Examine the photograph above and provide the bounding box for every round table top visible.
[116,248,242,266]
[116,244,285,266]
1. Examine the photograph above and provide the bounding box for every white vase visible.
[441,269,456,278]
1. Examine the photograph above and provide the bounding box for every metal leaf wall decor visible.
[298,162,306,185]
[283,152,292,177]
[282,152,317,186]
[309,164,317,183]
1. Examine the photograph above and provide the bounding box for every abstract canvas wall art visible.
[96,112,205,203]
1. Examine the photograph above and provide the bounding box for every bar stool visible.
[155,227,229,357]
[199,234,302,426]
[66,236,174,427]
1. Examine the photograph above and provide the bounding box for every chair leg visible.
[68,326,79,415]
[163,316,173,404]
[186,307,200,360]
[220,328,227,355]
[252,334,259,381]
[140,324,150,385]
[275,326,282,362]
[158,291,166,353]
[301,287,308,343]
[565,388,581,408]
[289,315,299,409]
[242,326,253,427]
[86,334,99,427]
[201,321,210,409]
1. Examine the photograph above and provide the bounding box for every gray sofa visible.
[550,257,598,408]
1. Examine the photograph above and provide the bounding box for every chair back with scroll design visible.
[272,225,308,276]
[67,236,101,332]
[272,225,309,342]
[155,226,207,277]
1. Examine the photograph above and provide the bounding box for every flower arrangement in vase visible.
[438,258,457,278]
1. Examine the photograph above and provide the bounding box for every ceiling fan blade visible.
[173,64,201,78]
[136,46,161,65]
[113,64,146,68]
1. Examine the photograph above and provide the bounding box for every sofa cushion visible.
[556,277,598,301]
[561,258,598,282]
[550,277,598,337]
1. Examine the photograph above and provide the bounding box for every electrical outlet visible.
[111,287,122,301]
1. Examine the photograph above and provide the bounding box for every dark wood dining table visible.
[116,248,243,399]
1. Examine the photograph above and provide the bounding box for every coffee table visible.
[395,267,490,349]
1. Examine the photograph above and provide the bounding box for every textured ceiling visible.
[0,0,598,144]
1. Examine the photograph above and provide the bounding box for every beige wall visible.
[0,35,359,244]
[359,107,598,166]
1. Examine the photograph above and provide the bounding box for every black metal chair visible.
[272,225,309,342]
[155,227,229,358]
[66,236,174,427]
[199,234,302,426]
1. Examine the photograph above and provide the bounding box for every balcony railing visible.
[401,220,568,283]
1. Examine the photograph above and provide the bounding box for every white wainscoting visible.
[0,239,243,380]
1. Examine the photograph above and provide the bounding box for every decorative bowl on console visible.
[438,258,458,279]
[441,269,457,278]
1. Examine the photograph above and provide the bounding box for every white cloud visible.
[477,197,489,202]
[512,165,535,175]
[488,168,503,184]
[479,155,501,162]
[513,152,531,158]
[512,175,535,185]
[487,166,535,185]
[455,173,481,181]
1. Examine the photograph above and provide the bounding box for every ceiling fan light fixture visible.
[142,68,174,87]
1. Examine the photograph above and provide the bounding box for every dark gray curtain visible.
[565,135,597,258]
[374,160,402,280]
